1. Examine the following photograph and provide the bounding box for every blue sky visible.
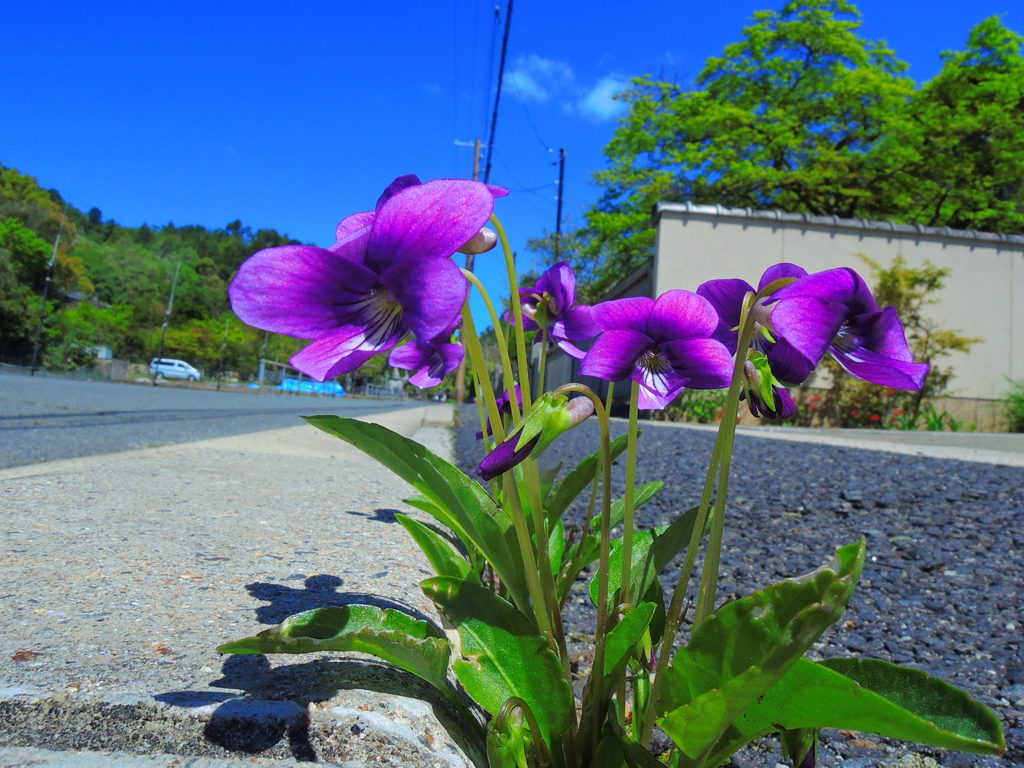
[2,0,1019,325]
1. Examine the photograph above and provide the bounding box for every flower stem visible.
[491,214,533,412]
[461,268,522,423]
[638,298,758,746]
[638,434,722,746]
[459,300,505,443]
[555,384,612,764]
[694,297,758,626]
[538,331,548,394]
[502,474,555,640]
[619,380,641,607]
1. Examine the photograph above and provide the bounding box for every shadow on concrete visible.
[156,656,484,764]
[343,507,403,523]
[243,573,434,625]
[155,574,480,764]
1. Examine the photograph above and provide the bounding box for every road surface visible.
[0,372,418,468]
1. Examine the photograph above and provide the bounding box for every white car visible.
[149,358,202,381]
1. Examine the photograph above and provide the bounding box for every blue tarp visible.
[276,378,346,396]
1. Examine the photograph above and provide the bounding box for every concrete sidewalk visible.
[0,403,479,768]
[637,419,1024,467]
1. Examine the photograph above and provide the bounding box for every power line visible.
[483,0,513,184]
[482,4,500,139]
[507,69,554,153]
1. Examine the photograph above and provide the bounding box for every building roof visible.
[654,201,1024,248]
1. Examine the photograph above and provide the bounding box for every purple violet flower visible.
[578,291,734,410]
[769,267,930,390]
[229,175,507,382]
[511,261,599,359]
[698,263,809,421]
[388,323,463,389]
[698,263,812,385]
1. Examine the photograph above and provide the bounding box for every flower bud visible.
[476,392,594,481]
[742,352,796,421]
[458,227,498,255]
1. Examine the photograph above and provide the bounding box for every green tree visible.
[580,2,1024,295]
[882,17,1024,232]
[48,302,134,356]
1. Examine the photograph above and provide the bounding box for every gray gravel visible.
[452,411,1024,767]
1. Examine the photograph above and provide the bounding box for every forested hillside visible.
[0,163,304,377]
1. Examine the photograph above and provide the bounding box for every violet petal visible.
[591,297,654,331]
[365,179,498,271]
[832,347,930,390]
[534,261,576,314]
[770,296,847,373]
[697,278,752,334]
[290,324,402,381]
[579,329,652,382]
[375,175,422,212]
[229,244,377,339]
[380,258,468,342]
[661,338,735,389]
[477,433,541,481]
[647,289,719,342]
[333,211,375,249]
[756,262,808,292]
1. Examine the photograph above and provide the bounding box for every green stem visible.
[694,304,758,625]
[503,474,555,640]
[554,384,612,765]
[619,380,641,607]
[638,434,723,746]
[639,296,759,746]
[460,300,505,442]
[471,369,489,461]
[461,268,521,423]
[538,331,549,394]
[491,214,533,412]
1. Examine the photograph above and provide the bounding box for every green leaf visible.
[701,657,1005,765]
[395,513,474,582]
[305,416,529,610]
[217,604,452,696]
[421,577,574,745]
[603,602,657,679]
[548,518,566,577]
[545,432,629,526]
[819,658,1004,753]
[658,541,865,760]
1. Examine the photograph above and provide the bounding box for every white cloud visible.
[504,54,631,122]
[506,55,574,103]
[578,76,630,121]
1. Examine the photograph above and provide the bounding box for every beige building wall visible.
[654,203,1023,402]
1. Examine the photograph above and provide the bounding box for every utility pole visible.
[216,316,230,390]
[151,259,182,386]
[29,227,62,376]
[454,137,484,404]
[555,147,566,260]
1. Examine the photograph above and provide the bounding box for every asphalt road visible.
[0,371,420,469]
